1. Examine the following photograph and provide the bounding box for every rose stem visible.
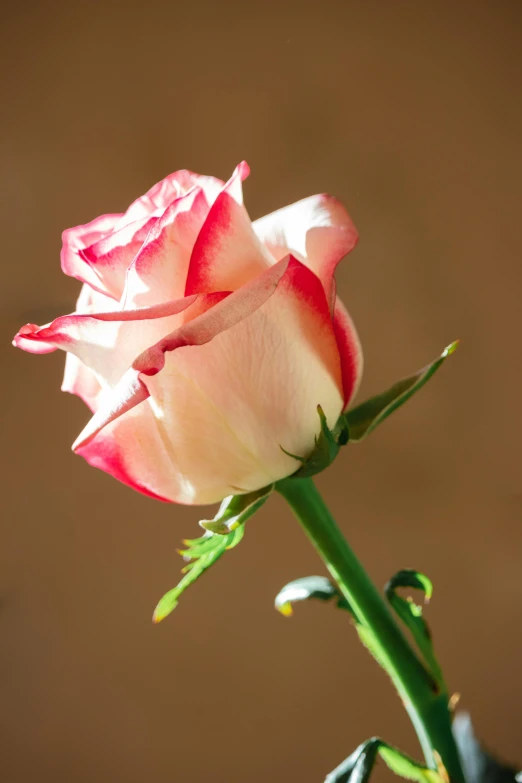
[276,476,465,782]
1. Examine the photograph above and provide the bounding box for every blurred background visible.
[1,1,521,781]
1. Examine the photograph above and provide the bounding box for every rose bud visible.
[13,163,362,504]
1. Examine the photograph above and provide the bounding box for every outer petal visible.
[333,297,363,409]
[253,194,358,303]
[184,161,273,295]
[14,295,199,389]
[12,283,115,355]
[73,257,344,505]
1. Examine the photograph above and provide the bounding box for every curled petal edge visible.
[13,296,200,353]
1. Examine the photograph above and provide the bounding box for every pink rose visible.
[14,163,362,504]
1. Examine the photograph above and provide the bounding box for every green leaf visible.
[281,405,342,478]
[386,570,433,602]
[378,746,444,783]
[153,526,245,623]
[199,485,273,534]
[343,341,458,442]
[453,713,520,783]
[326,738,445,783]
[385,570,444,689]
[274,575,353,617]
[153,487,273,623]
[325,738,381,783]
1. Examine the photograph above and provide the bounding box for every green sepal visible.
[274,575,353,617]
[385,570,444,689]
[453,713,521,783]
[199,485,273,534]
[281,405,342,478]
[342,341,458,442]
[325,737,445,783]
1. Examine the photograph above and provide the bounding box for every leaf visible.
[325,739,381,783]
[325,737,445,783]
[274,575,353,617]
[343,342,458,442]
[153,487,273,623]
[199,485,273,534]
[153,526,245,623]
[453,713,520,783]
[386,569,433,602]
[385,570,444,689]
[378,746,444,783]
[281,405,342,478]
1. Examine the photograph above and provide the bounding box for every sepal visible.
[281,405,346,478]
[342,342,458,442]
[200,485,273,534]
[281,343,457,481]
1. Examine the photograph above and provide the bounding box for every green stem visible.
[277,476,465,782]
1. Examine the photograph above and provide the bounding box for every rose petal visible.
[73,257,344,505]
[184,161,273,295]
[62,353,103,412]
[60,169,225,301]
[59,284,114,411]
[332,297,363,409]
[72,258,292,455]
[253,193,358,303]
[122,187,211,309]
[123,169,224,224]
[14,295,199,388]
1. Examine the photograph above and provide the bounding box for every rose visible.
[14,162,362,504]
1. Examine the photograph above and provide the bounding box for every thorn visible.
[448,692,461,712]
[433,751,450,783]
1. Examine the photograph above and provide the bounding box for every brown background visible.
[1,1,521,781]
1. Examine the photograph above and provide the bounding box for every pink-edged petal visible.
[13,324,57,354]
[77,215,159,300]
[61,213,125,299]
[122,187,211,309]
[14,295,199,389]
[253,194,358,303]
[123,169,224,224]
[75,416,173,502]
[333,297,363,409]
[73,257,344,505]
[13,284,114,356]
[184,161,272,295]
[61,170,225,300]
